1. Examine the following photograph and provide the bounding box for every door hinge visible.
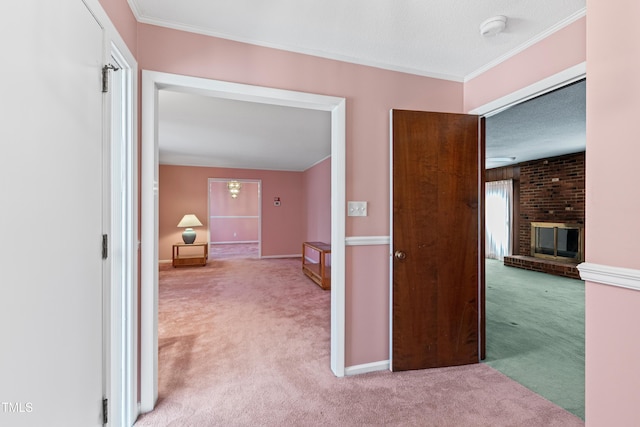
[102,234,108,260]
[102,64,120,93]
[102,397,108,424]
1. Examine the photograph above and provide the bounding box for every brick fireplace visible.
[487,152,585,279]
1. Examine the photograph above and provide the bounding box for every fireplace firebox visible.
[530,222,584,263]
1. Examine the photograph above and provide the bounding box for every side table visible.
[172,242,208,267]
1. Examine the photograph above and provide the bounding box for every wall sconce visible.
[177,214,203,244]
[228,180,241,198]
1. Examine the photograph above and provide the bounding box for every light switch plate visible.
[348,201,368,217]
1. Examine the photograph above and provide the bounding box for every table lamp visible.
[177,214,203,244]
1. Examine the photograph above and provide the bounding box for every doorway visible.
[140,71,347,411]
[474,64,586,419]
[208,178,261,259]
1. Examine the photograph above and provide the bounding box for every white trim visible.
[210,216,260,219]
[141,71,348,412]
[345,360,390,376]
[211,240,259,244]
[261,254,301,259]
[464,8,586,82]
[345,236,390,246]
[330,98,347,377]
[469,62,586,117]
[106,43,138,427]
[140,72,159,413]
[307,154,332,170]
[578,263,640,292]
[83,0,139,424]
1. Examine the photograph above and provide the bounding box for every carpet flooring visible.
[484,259,585,420]
[135,257,583,426]
[209,243,259,259]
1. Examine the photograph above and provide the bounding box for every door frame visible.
[83,0,139,424]
[140,71,347,411]
[387,62,586,368]
[104,43,138,426]
[468,63,586,117]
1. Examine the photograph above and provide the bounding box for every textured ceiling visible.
[133,0,587,171]
[485,80,585,169]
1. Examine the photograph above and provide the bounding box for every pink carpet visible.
[135,257,583,426]
[209,243,259,259]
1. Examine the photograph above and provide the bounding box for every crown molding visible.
[464,7,586,82]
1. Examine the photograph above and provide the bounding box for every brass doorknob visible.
[394,250,407,260]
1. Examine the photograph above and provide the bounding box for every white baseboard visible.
[345,360,390,376]
[578,262,640,292]
[210,240,258,245]
[159,259,172,264]
[260,254,300,259]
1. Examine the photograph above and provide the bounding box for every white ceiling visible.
[159,91,331,171]
[131,0,586,171]
[130,0,585,81]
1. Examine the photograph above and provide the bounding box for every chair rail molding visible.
[345,236,390,246]
[578,262,640,292]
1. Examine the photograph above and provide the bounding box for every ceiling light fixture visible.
[480,15,507,37]
[227,180,241,198]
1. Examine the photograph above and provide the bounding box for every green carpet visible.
[484,258,585,420]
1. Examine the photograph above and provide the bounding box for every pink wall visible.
[464,17,586,112]
[466,7,640,423]
[138,23,463,239]
[97,1,640,420]
[346,245,390,365]
[585,0,640,423]
[98,0,138,57]
[159,165,304,260]
[209,180,259,243]
[209,218,259,243]
[303,157,331,243]
[139,23,463,368]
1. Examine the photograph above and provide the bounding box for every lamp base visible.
[182,228,196,244]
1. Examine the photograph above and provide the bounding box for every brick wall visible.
[518,152,586,256]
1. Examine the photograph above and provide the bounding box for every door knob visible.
[394,250,407,260]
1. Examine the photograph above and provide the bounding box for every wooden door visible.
[391,110,485,371]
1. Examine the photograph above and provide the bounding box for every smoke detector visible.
[480,15,507,37]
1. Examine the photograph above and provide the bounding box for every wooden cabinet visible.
[302,241,331,290]
[172,242,208,267]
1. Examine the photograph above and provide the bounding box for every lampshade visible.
[177,214,203,244]
[177,214,203,228]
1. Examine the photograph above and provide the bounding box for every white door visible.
[0,1,105,426]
